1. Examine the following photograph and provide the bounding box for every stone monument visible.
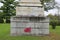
[10,0,49,36]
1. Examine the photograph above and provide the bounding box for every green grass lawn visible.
[0,23,60,40]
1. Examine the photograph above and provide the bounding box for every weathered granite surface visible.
[11,16,49,36]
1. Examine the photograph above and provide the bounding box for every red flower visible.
[24,27,31,32]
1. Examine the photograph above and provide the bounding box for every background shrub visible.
[0,18,4,23]
[6,19,10,23]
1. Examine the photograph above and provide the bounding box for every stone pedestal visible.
[10,0,49,36]
[16,0,44,16]
[11,16,49,36]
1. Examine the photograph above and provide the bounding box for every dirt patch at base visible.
[48,32,60,40]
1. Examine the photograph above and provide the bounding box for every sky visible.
[44,0,60,16]
[0,0,60,16]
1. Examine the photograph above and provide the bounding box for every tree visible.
[41,0,55,11]
[0,0,18,18]
[47,14,59,29]
[0,0,18,23]
[0,12,4,23]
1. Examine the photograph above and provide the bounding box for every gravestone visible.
[10,0,49,36]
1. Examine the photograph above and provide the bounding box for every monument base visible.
[10,16,49,36]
